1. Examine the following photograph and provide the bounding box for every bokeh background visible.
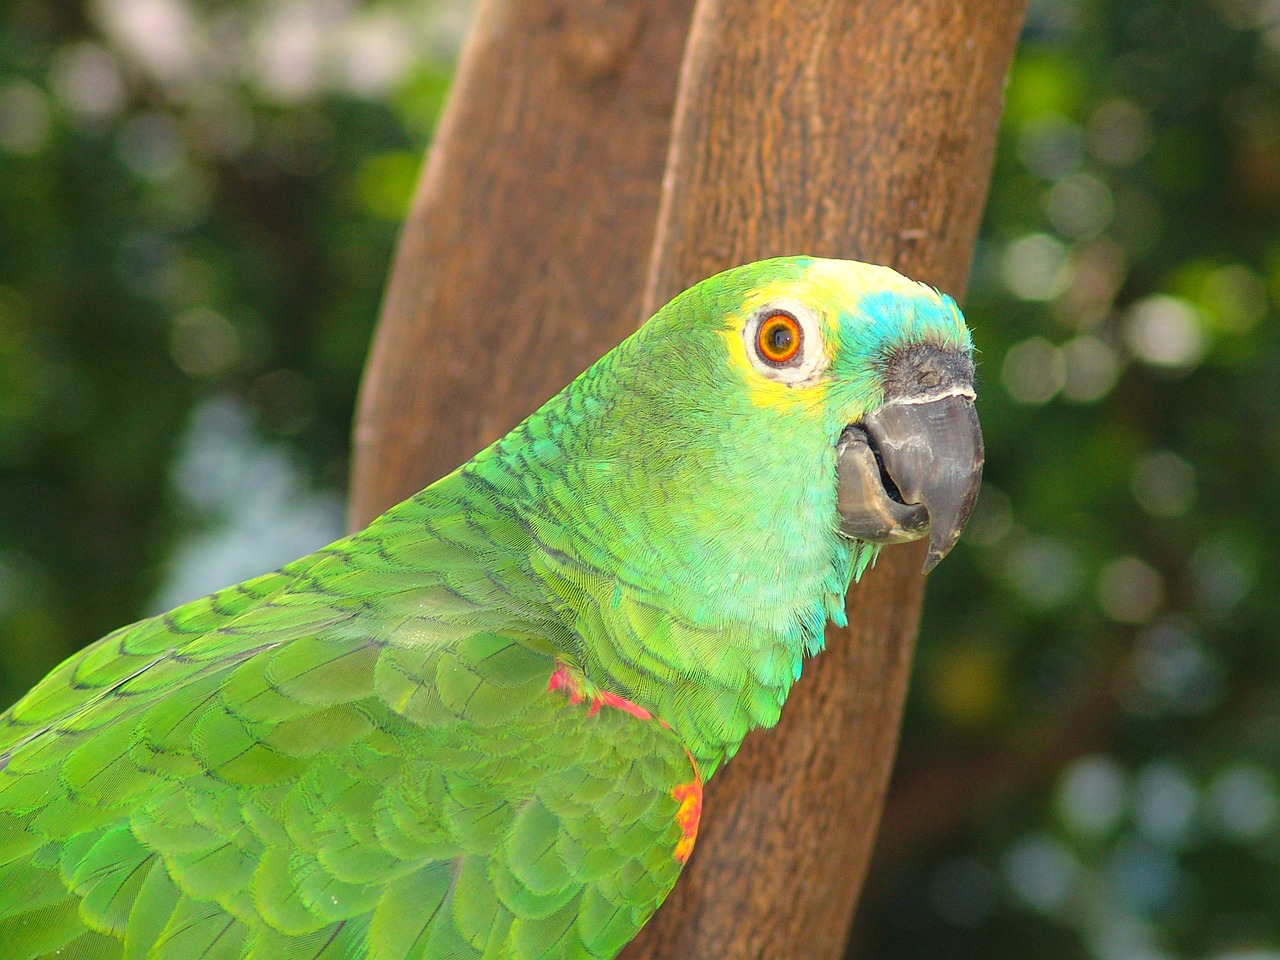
[1,1,1277,958]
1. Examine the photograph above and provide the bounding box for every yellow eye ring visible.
[756,312,802,365]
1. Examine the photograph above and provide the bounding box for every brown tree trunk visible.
[350,0,1026,957]
[348,0,695,527]
[622,2,1025,958]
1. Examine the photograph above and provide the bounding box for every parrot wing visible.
[0,532,700,960]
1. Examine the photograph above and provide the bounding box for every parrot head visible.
[619,256,983,579]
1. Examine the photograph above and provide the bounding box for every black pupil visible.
[769,324,793,353]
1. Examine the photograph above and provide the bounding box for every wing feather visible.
[0,535,695,960]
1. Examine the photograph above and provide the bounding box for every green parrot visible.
[0,256,982,960]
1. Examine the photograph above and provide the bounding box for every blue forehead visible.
[838,287,972,370]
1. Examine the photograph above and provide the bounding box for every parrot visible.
[0,256,983,960]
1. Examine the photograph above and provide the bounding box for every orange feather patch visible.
[671,767,703,864]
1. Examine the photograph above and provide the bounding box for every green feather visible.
[0,257,976,958]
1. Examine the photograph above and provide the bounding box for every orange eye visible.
[756,312,802,365]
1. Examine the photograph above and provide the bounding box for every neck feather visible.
[382,345,857,774]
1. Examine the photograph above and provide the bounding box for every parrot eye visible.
[744,301,827,385]
[756,312,802,365]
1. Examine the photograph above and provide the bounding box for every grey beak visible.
[836,393,984,573]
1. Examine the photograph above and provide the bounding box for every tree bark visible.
[350,0,1027,957]
[621,2,1026,959]
[348,0,694,527]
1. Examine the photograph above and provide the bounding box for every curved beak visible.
[836,393,984,573]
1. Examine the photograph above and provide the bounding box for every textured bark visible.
[621,1,1026,958]
[350,0,1026,957]
[348,0,695,527]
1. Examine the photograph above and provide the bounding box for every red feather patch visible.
[547,663,657,722]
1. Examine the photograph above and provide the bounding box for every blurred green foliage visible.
[1,1,1279,959]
